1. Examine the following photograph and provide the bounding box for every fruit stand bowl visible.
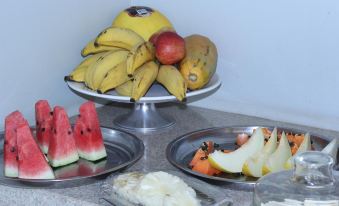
[65,74,221,132]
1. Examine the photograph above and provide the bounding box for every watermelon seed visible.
[41,128,45,132]
[87,128,91,132]
[16,156,19,161]
[4,140,8,145]
[10,147,16,152]
[50,112,53,115]
[80,130,84,135]
[68,130,72,135]
[54,129,57,134]
[36,121,39,126]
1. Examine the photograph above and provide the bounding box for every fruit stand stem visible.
[113,103,175,132]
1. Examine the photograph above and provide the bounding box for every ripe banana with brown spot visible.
[81,40,124,57]
[85,50,129,90]
[65,53,107,82]
[156,65,187,101]
[115,80,133,97]
[179,35,218,90]
[131,61,159,102]
[94,27,144,50]
[126,41,155,76]
[97,61,131,94]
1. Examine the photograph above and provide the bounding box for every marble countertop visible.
[1,103,338,206]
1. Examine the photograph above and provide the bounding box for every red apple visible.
[154,31,185,65]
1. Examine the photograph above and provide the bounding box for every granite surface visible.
[1,102,338,206]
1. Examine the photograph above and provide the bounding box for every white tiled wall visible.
[131,0,339,131]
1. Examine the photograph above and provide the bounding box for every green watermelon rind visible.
[4,166,18,178]
[48,152,79,168]
[77,147,107,162]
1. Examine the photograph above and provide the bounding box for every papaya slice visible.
[192,158,221,176]
[189,141,215,167]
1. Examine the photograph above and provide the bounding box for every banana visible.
[85,50,129,90]
[131,61,159,102]
[65,53,106,82]
[115,80,133,97]
[94,27,144,50]
[156,65,187,101]
[81,40,124,57]
[126,41,155,76]
[179,34,218,90]
[97,61,131,94]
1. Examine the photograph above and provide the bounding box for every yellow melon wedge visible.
[263,132,292,175]
[322,137,339,163]
[208,128,265,173]
[242,128,278,177]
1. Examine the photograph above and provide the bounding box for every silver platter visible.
[0,127,144,188]
[166,126,335,190]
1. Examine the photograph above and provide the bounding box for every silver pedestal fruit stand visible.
[66,74,221,132]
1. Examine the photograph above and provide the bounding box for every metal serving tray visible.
[166,126,335,190]
[0,127,144,188]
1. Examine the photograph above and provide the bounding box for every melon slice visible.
[208,128,265,173]
[242,128,278,177]
[47,106,79,167]
[3,111,26,177]
[16,122,55,179]
[263,132,292,175]
[322,138,339,163]
[35,100,53,153]
[74,101,107,161]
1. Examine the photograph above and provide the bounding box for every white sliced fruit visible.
[135,171,200,206]
[242,128,278,177]
[284,133,312,169]
[208,128,265,173]
[263,132,292,175]
[322,137,339,163]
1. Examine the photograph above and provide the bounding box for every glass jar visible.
[253,151,339,206]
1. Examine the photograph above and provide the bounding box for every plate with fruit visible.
[166,126,338,187]
[0,101,144,187]
[65,6,220,103]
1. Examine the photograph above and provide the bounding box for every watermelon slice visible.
[74,101,107,161]
[47,106,79,167]
[16,122,55,179]
[3,111,26,177]
[35,100,53,154]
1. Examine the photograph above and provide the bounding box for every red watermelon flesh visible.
[47,106,79,167]
[35,100,53,154]
[74,101,107,161]
[4,111,26,177]
[16,122,55,179]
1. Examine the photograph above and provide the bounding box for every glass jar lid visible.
[253,151,339,206]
